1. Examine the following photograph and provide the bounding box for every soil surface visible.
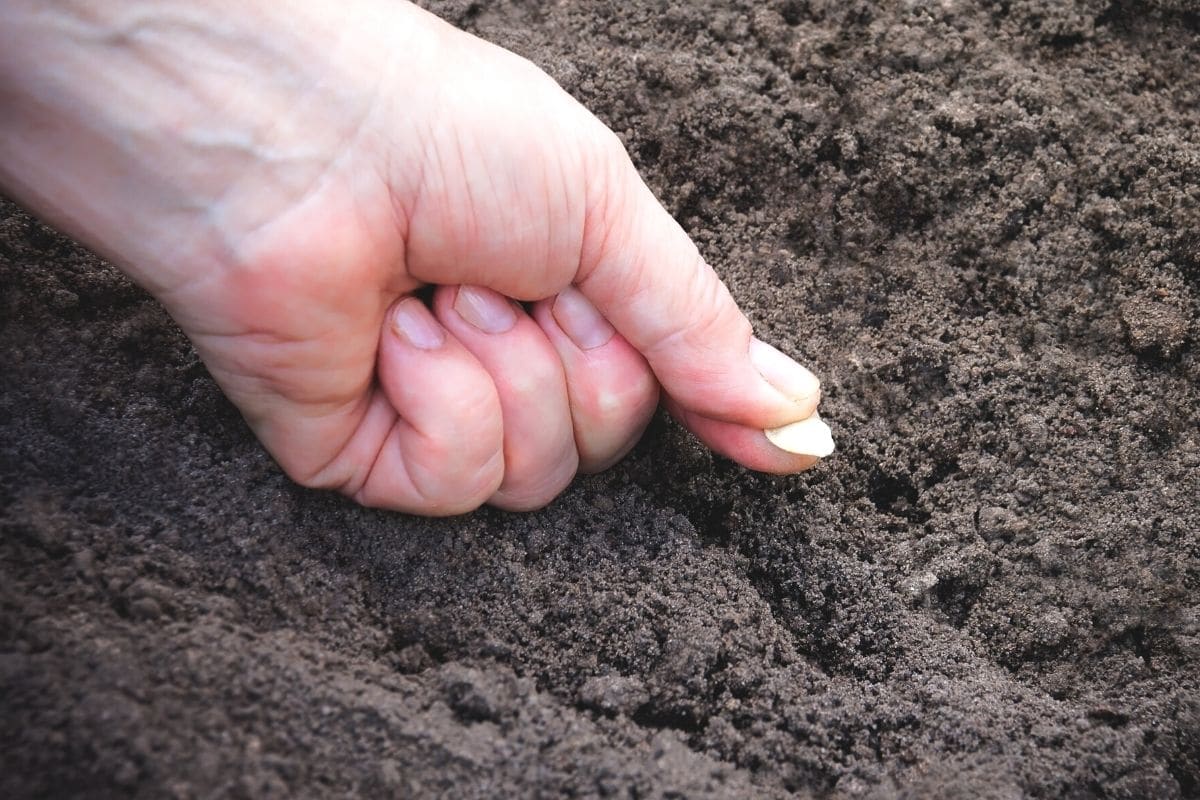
[3,0,1199,797]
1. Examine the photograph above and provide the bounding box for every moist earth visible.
[2,0,1199,797]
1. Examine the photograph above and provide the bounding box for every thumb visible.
[575,144,822,433]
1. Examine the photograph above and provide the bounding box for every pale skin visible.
[0,0,825,515]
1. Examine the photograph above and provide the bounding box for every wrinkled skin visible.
[0,0,824,514]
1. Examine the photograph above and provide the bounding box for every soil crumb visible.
[2,0,1198,797]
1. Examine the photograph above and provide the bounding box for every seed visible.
[764,413,835,458]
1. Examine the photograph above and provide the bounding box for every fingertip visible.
[664,395,825,475]
[549,286,616,351]
[573,145,825,432]
[748,337,822,415]
[390,296,447,350]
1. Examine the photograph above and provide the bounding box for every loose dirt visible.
[2,1,1198,797]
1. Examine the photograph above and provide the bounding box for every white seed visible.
[764,413,835,458]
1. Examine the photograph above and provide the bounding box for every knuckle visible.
[507,352,565,402]
[493,456,577,512]
[410,440,505,515]
[582,368,659,427]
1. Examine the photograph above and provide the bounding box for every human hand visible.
[0,0,825,514]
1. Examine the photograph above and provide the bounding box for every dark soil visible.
[3,0,1199,797]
